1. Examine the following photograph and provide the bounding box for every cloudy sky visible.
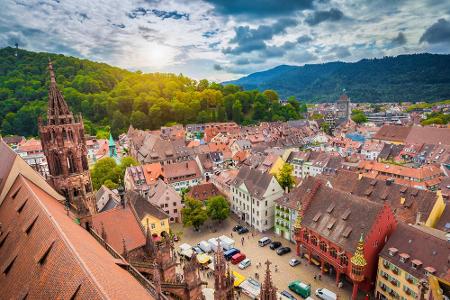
[1,0,450,81]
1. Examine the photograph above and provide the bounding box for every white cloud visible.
[0,0,448,80]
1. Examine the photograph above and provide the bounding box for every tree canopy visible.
[182,197,208,231]
[276,163,295,192]
[90,156,138,190]
[0,47,305,137]
[206,196,230,222]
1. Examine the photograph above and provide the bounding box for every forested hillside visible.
[0,47,304,137]
[226,53,450,102]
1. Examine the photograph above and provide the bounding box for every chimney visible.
[186,162,189,168]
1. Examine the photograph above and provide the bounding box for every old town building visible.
[38,61,96,217]
[375,223,450,300]
[293,177,397,299]
[231,166,284,232]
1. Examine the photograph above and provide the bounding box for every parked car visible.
[224,248,240,260]
[238,258,251,269]
[315,288,337,300]
[237,227,249,234]
[233,225,243,232]
[231,253,246,264]
[289,258,301,267]
[288,280,311,298]
[192,246,203,254]
[269,241,282,250]
[258,237,271,247]
[276,247,291,255]
[280,290,297,300]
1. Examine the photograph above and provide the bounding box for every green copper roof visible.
[108,133,115,146]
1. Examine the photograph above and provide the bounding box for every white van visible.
[315,288,337,300]
[258,237,271,247]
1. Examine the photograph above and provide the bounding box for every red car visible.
[231,253,246,264]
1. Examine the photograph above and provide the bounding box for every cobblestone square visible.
[172,217,353,299]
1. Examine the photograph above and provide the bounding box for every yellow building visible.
[425,191,446,228]
[375,223,448,300]
[128,191,171,238]
[142,213,170,238]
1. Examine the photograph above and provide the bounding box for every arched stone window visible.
[330,247,337,259]
[340,254,348,266]
[53,153,62,175]
[319,241,327,252]
[67,152,76,173]
[303,231,309,242]
[311,235,318,246]
[82,156,89,171]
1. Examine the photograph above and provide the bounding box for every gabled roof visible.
[186,182,224,201]
[0,175,154,299]
[95,185,120,212]
[127,190,170,221]
[300,177,385,253]
[232,166,278,199]
[90,205,146,253]
[325,170,437,224]
[381,223,450,281]
[373,125,412,143]
[0,138,63,205]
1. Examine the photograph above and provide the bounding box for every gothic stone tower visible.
[260,260,277,300]
[336,92,351,121]
[214,240,234,300]
[38,61,97,217]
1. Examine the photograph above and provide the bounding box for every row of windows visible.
[303,232,348,265]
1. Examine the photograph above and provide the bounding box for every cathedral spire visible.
[260,260,277,300]
[47,60,73,125]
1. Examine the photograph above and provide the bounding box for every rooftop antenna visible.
[14,42,18,57]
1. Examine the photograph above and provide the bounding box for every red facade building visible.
[293,177,397,299]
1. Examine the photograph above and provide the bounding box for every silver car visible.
[289,258,301,267]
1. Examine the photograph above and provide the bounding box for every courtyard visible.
[172,216,353,299]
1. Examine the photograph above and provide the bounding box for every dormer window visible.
[388,247,398,257]
[424,266,436,276]
[399,253,410,263]
[411,259,422,270]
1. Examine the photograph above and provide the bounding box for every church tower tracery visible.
[39,61,97,217]
[214,240,234,300]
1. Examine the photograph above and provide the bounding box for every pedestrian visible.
[318,274,322,280]
[313,275,317,280]
[231,232,233,238]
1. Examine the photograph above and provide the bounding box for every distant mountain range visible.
[224,53,450,103]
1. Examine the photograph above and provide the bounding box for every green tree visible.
[276,163,295,192]
[263,90,279,103]
[91,157,118,190]
[182,197,208,231]
[232,99,243,123]
[351,110,368,124]
[320,122,331,134]
[206,196,230,222]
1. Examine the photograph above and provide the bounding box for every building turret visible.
[109,133,117,158]
[350,233,367,300]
